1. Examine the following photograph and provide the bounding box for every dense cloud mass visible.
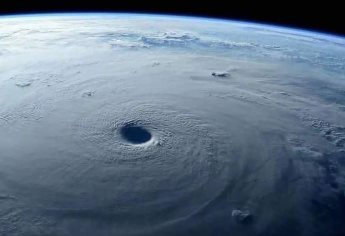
[0,14,345,236]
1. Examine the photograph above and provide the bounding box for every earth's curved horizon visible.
[1,13,345,236]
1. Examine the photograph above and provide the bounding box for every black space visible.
[0,1,344,37]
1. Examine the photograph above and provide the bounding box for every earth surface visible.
[1,14,345,236]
